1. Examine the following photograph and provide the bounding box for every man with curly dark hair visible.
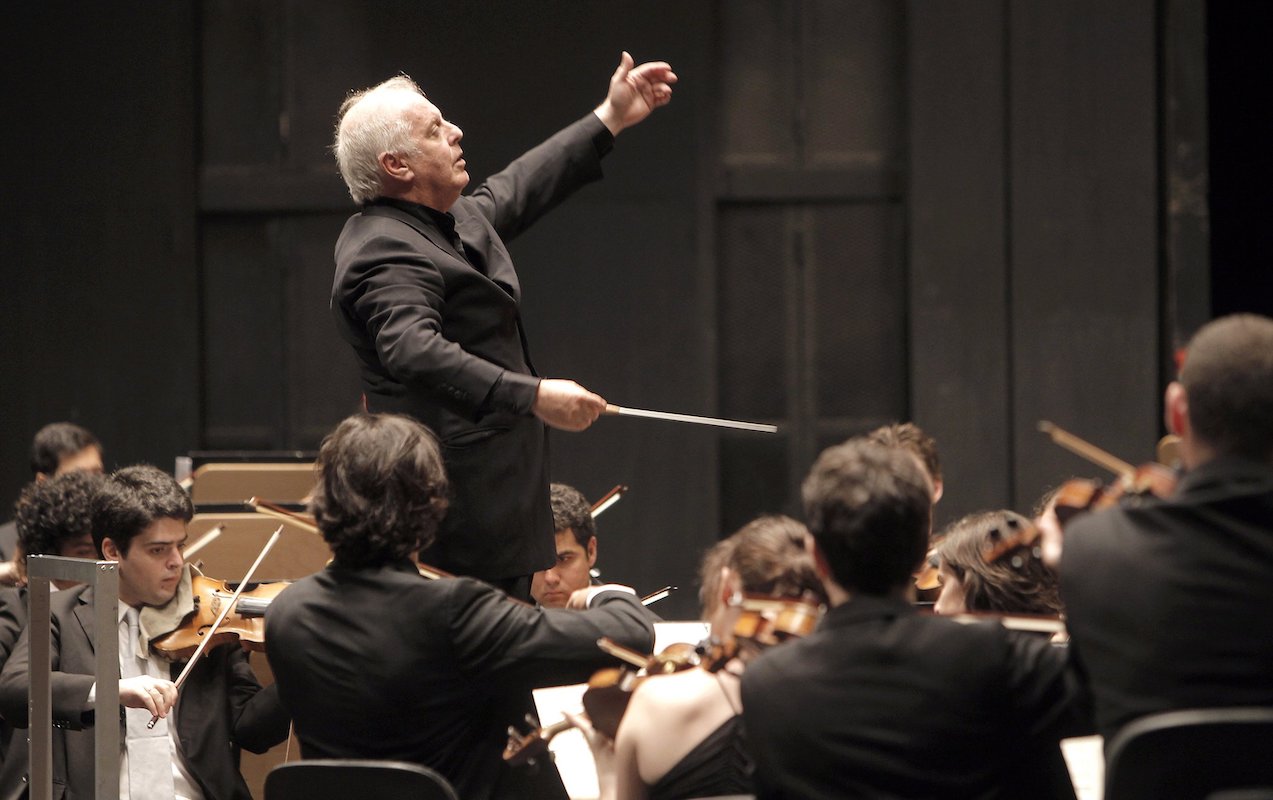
[0,472,104,772]
[265,413,655,800]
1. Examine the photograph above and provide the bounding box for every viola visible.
[151,575,290,660]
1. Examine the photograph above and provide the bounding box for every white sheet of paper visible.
[1061,735,1104,800]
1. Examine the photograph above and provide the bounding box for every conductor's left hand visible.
[594,51,678,135]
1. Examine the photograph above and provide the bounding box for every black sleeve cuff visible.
[590,116,616,159]
[482,371,542,416]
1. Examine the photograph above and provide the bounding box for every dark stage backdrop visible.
[3,0,1261,620]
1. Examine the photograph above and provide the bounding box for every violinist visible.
[742,440,1091,800]
[865,421,944,504]
[1049,313,1273,740]
[932,510,1077,800]
[264,413,654,800]
[932,509,1061,619]
[568,515,826,800]
[0,465,290,800]
[0,471,104,786]
[531,483,600,608]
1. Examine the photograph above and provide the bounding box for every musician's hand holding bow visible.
[566,584,638,611]
[119,675,178,719]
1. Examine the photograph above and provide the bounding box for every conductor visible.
[329,53,676,596]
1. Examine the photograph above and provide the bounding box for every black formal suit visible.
[0,586,290,800]
[265,561,655,800]
[741,595,1090,800]
[1061,455,1273,738]
[331,114,613,583]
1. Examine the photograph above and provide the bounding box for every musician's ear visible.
[1165,381,1189,437]
[101,537,122,562]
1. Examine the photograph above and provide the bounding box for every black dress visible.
[648,674,754,800]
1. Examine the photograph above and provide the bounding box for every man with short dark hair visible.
[531,483,598,608]
[864,421,943,503]
[265,413,654,800]
[1055,313,1273,739]
[0,465,289,800]
[0,422,104,573]
[741,440,1088,799]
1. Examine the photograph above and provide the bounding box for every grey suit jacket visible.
[0,586,289,800]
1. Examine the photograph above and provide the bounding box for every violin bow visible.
[640,586,676,606]
[945,610,1066,635]
[148,525,283,729]
[596,637,652,669]
[247,497,320,534]
[182,524,224,561]
[590,485,628,518]
[1037,421,1136,477]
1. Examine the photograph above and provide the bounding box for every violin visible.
[1037,421,1179,525]
[503,639,701,766]
[503,594,824,764]
[151,575,290,660]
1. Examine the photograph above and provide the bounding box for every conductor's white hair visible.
[333,76,424,205]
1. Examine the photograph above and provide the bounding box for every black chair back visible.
[1104,707,1273,800]
[265,759,459,800]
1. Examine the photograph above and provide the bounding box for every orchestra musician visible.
[567,514,827,800]
[531,483,601,608]
[328,54,676,599]
[742,439,1091,799]
[1044,313,1273,739]
[865,421,944,504]
[0,465,290,800]
[0,471,104,785]
[264,413,655,800]
[0,422,104,585]
[932,509,1061,619]
[931,509,1076,799]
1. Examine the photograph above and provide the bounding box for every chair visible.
[265,759,460,800]
[1104,707,1273,800]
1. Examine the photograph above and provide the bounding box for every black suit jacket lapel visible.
[453,213,521,300]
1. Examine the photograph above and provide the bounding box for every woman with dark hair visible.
[569,515,827,800]
[933,509,1061,618]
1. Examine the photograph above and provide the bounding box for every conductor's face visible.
[402,96,468,211]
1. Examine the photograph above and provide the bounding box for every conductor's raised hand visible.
[533,379,606,432]
[119,675,178,719]
[594,51,677,136]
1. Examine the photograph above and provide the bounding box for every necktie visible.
[120,607,177,800]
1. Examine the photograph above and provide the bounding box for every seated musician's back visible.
[1059,313,1273,738]
[265,413,654,800]
[742,440,1090,799]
